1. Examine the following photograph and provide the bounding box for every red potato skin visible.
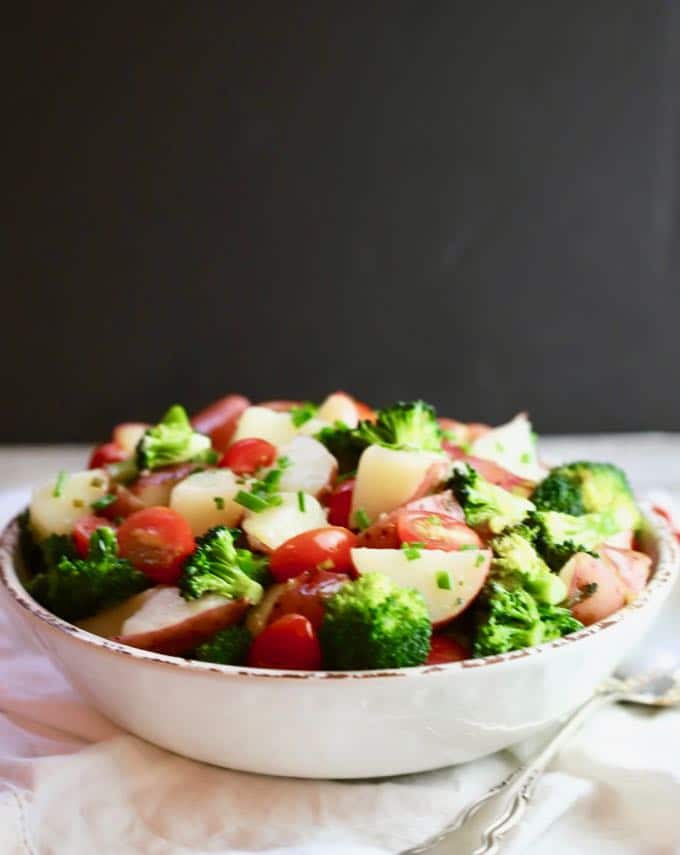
[115,598,248,656]
[600,546,651,598]
[444,445,536,495]
[130,462,198,507]
[426,635,470,665]
[101,485,147,521]
[191,395,251,453]
[267,569,350,630]
[431,551,492,629]
[562,553,627,626]
[438,419,491,443]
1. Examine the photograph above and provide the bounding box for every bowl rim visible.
[1,504,678,681]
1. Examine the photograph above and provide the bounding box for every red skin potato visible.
[115,598,248,656]
[599,546,651,597]
[267,569,350,630]
[191,395,251,453]
[130,463,198,507]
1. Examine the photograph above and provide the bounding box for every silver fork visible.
[404,671,680,855]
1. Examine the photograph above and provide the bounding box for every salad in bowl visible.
[18,392,651,672]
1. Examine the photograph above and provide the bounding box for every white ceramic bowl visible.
[1,506,677,779]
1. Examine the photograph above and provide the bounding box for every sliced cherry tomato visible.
[220,437,277,475]
[89,442,127,469]
[191,394,250,453]
[268,569,350,629]
[269,527,358,582]
[426,635,470,665]
[117,507,195,584]
[325,478,355,528]
[247,613,322,670]
[72,515,116,558]
[396,510,481,551]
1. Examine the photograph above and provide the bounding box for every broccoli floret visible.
[449,463,535,535]
[527,509,620,571]
[531,461,640,531]
[473,581,583,657]
[180,526,264,604]
[319,572,431,670]
[315,421,370,474]
[136,404,218,471]
[193,625,252,665]
[355,400,442,452]
[27,527,150,622]
[491,529,566,605]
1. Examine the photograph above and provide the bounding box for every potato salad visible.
[20,392,649,670]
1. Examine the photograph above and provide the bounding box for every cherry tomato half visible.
[72,515,116,558]
[268,569,350,630]
[220,437,277,475]
[269,527,358,583]
[426,635,470,665]
[325,478,355,528]
[396,511,482,551]
[89,442,127,469]
[191,394,250,453]
[248,613,322,670]
[117,507,195,584]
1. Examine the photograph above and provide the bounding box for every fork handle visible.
[471,687,624,855]
[404,686,623,855]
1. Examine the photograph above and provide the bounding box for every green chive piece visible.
[354,508,370,531]
[401,541,424,561]
[53,471,68,498]
[436,571,452,590]
[458,544,477,551]
[290,402,318,427]
[91,494,116,512]
[235,490,270,513]
[297,491,306,512]
[213,496,225,510]
[474,553,485,567]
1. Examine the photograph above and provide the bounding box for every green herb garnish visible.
[91,494,116,512]
[353,509,370,531]
[297,491,306,512]
[53,471,68,498]
[436,571,452,590]
[401,541,424,561]
[213,496,225,510]
[290,402,318,427]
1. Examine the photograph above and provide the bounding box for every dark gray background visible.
[4,1,680,442]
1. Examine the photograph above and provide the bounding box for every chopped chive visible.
[290,402,318,427]
[519,452,531,464]
[458,544,477,551]
[474,553,485,567]
[494,441,505,453]
[213,496,225,510]
[277,456,291,470]
[91,494,116,512]
[436,571,452,590]
[401,541,424,561]
[235,490,270,513]
[297,490,306,512]
[354,508,370,531]
[53,471,68,498]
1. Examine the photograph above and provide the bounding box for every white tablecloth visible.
[0,440,679,855]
